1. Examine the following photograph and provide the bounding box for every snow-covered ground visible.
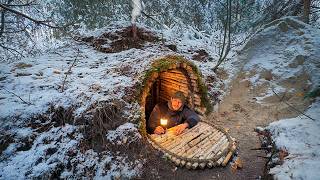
[1,16,319,179]
[268,99,320,180]
[0,22,230,178]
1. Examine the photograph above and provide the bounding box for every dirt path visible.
[151,71,311,180]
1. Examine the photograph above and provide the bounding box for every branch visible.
[0,43,25,57]
[0,3,60,28]
[61,49,80,92]
[2,88,33,105]
[271,88,316,121]
[1,1,37,7]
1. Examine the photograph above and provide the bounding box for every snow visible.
[267,99,320,180]
[106,122,142,144]
[240,17,320,102]
[1,23,227,178]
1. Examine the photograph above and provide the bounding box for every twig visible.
[271,88,316,121]
[0,44,25,57]
[61,49,80,92]
[2,88,33,105]
[0,3,60,28]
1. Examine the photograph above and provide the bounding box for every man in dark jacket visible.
[148,91,200,135]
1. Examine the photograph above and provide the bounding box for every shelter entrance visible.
[145,68,193,133]
[139,56,236,169]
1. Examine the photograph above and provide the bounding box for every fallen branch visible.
[271,88,316,121]
[60,49,80,92]
[2,88,33,105]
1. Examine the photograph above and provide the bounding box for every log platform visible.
[148,121,237,169]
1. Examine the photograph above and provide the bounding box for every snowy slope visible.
[0,24,228,179]
[238,16,320,179]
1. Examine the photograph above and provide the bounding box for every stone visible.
[289,55,305,68]
[278,21,288,32]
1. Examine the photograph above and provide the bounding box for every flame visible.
[160,118,168,126]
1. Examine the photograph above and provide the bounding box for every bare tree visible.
[0,0,60,61]
[303,0,311,23]
[213,0,232,72]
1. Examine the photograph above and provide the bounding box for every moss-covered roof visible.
[137,55,213,113]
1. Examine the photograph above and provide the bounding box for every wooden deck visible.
[148,121,237,169]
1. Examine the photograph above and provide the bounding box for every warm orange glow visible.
[160,118,168,126]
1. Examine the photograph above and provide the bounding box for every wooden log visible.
[160,75,188,83]
[204,137,228,159]
[199,162,206,169]
[160,78,189,87]
[186,162,192,169]
[180,160,186,167]
[174,158,181,166]
[198,132,226,159]
[160,76,188,84]
[187,129,220,159]
[160,123,204,149]
[183,129,216,158]
[207,162,213,168]
[163,123,205,150]
[164,123,207,151]
[196,132,224,159]
[217,156,224,165]
[178,129,214,157]
[207,140,229,160]
[161,71,187,80]
[160,82,189,92]
[161,82,189,92]
[222,144,237,166]
[168,124,211,153]
[191,162,199,170]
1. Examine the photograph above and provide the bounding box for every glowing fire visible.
[160,118,168,126]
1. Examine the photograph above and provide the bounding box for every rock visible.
[14,62,32,69]
[260,70,273,81]
[278,21,288,32]
[15,72,32,77]
[166,44,177,52]
[289,55,305,68]
[53,69,61,74]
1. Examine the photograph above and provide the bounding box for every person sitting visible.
[148,91,200,135]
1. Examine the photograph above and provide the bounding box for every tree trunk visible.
[303,0,311,24]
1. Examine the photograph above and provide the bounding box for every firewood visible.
[199,134,226,159]
[186,162,192,169]
[205,137,228,159]
[199,162,206,169]
[174,158,181,166]
[189,130,220,159]
[198,132,224,159]
[183,130,216,158]
[160,78,189,87]
[169,124,211,154]
[192,162,199,169]
[217,156,224,165]
[222,150,233,166]
[161,124,203,149]
[180,160,186,167]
